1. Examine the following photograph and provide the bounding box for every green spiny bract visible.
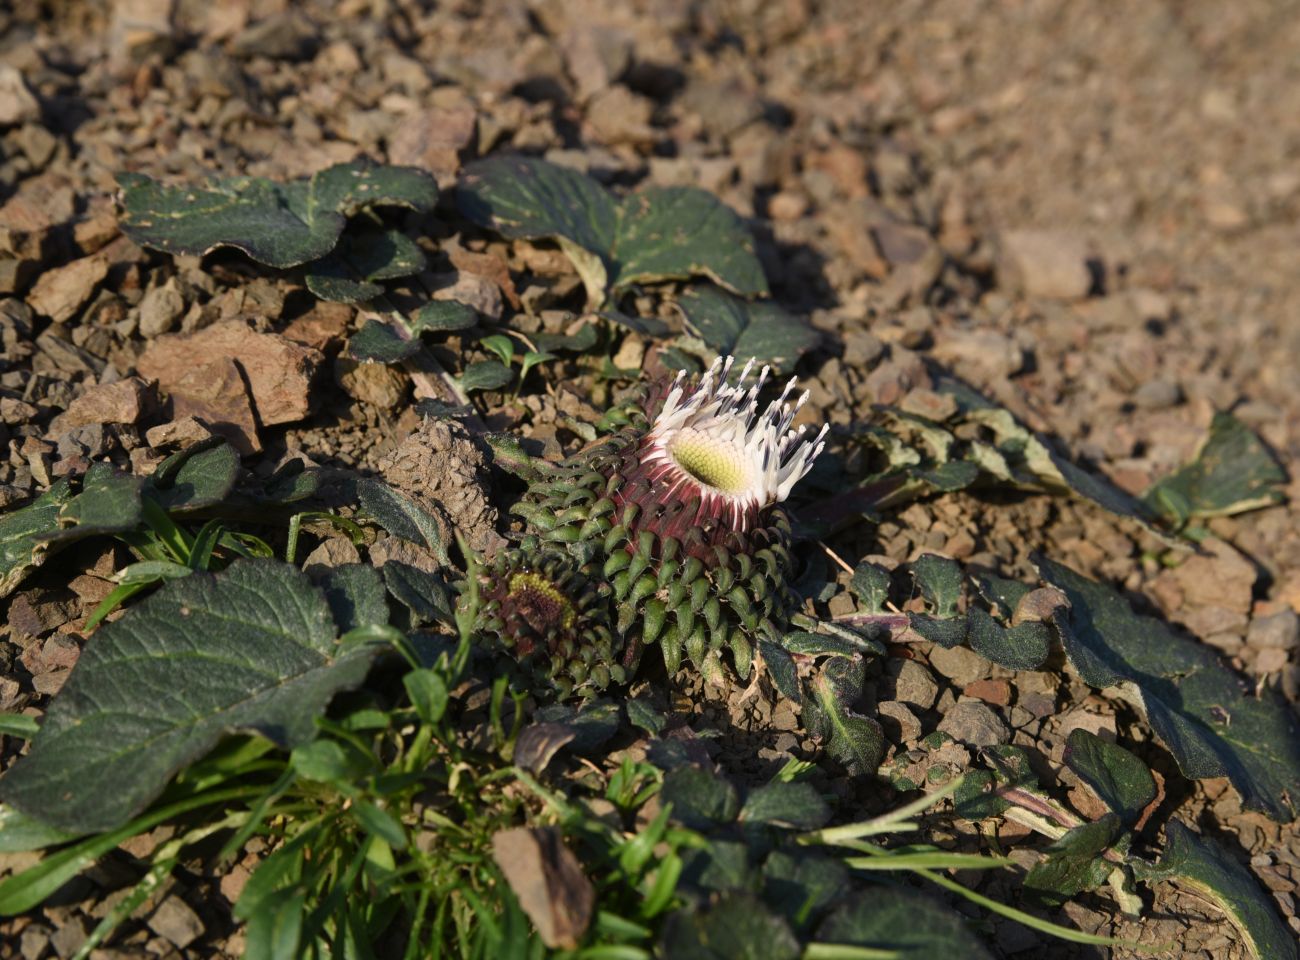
[464,541,627,699]
[512,357,827,687]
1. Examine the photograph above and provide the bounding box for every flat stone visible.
[387,104,476,185]
[1253,647,1290,674]
[63,377,154,427]
[27,254,108,323]
[1133,378,1183,410]
[1247,610,1299,651]
[963,678,1012,706]
[877,700,923,742]
[927,643,991,686]
[138,320,322,428]
[998,228,1093,300]
[0,65,40,127]
[936,700,1010,748]
[162,357,260,454]
[336,358,409,411]
[1171,539,1256,615]
[138,279,185,338]
[892,658,939,710]
[146,895,204,950]
[145,415,213,449]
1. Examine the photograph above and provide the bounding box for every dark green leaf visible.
[0,560,383,833]
[679,840,754,897]
[660,892,800,960]
[758,641,800,704]
[533,699,621,754]
[675,286,818,375]
[404,669,449,725]
[118,161,438,269]
[460,359,514,393]
[661,766,741,830]
[290,739,353,782]
[148,441,241,512]
[257,460,319,505]
[781,631,861,657]
[0,481,72,597]
[413,299,479,332]
[55,463,143,535]
[244,887,306,960]
[304,229,427,303]
[965,606,1051,670]
[1146,820,1297,960]
[953,745,1040,821]
[1036,555,1300,821]
[351,800,407,849]
[626,697,666,737]
[761,850,848,932]
[910,554,963,618]
[530,322,598,353]
[1063,729,1156,826]
[348,319,419,363]
[973,573,1034,618]
[0,805,82,853]
[380,560,453,626]
[356,479,451,567]
[1024,814,1122,904]
[849,561,891,613]
[814,887,994,959]
[806,659,885,775]
[908,614,967,648]
[458,156,767,304]
[739,782,830,830]
[319,564,389,634]
[1144,412,1287,525]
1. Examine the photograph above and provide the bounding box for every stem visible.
[827,612,911,633]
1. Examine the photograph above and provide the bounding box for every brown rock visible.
[387,105,476,185]
[138,279,185,338]
[302,537,362,575]
[963,678,1012,706]
[0,173,76,259]
[145,895,204,951]
[560,24,632,103]
[927,644,991,686]
[282,301,353,351]
[336,359,409,411]
[10,590,78,640]
[138,320,322,429]
[936,700,1010,747]
[27,255,109,323]
[1170,539,1256,615]
[0,66,40,127]
[165,358,260,454]
[877,700,923,742]
[998,229,1093,300]
[110,0,177,68]
[74,202,122,255]
[63,377,154,427]
[145,416,213,449]
[586,85,655,146]
[0,258,36,294]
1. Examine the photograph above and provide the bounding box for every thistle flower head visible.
[510,355,826,687]
[623,356,828,538]
[470,545,626,698]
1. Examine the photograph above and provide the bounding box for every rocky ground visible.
[0,1,1297,958]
